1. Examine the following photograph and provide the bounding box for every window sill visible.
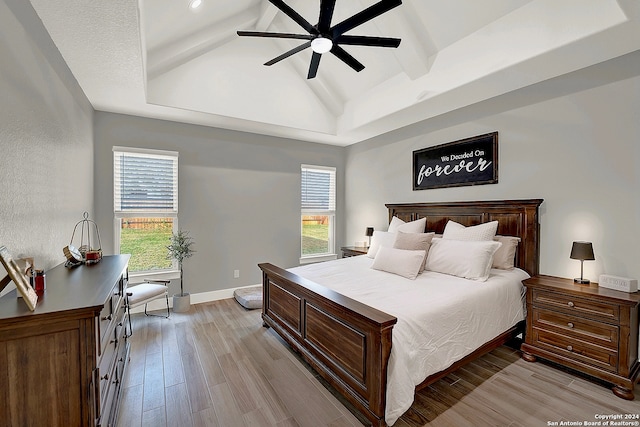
[299,254,337,265]
[128,270,180,285]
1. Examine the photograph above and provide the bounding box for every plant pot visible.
[172,293,191,313]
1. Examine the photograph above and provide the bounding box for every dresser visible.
[521,275,640,399]
[0,255,131,427]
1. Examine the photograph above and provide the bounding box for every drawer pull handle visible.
[101,373,109,381]
[567,345,573,351]
[567,322,574,328]
[101,314,112,321]
[567,301,574,308]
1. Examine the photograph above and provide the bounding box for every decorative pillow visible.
[388,216,426,234]
[393,231,435,273]
[371,246,426,280]
[425,238,502,281]
[366,231,397,258]
[442,220,498,241]
[492,235,521,270]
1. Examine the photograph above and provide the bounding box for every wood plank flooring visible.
[117,299,639,427]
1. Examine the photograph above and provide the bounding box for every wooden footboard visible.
[259,263,397,427]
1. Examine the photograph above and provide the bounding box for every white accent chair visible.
[126,279,170,318]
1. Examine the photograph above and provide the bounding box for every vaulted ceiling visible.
[29,0,640,146]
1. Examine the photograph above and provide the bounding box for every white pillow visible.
[492,235,521,270]
[393,231,435,273]
[387,216,405,233]
[366,231,396,258]
[425,238,502,281]
[388,216,426,234]
[442,220,498,241]
[371,246,426,280]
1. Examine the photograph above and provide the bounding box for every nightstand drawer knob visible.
[567,345,573,351]
[567,322,574,328]
[567,301,575,308]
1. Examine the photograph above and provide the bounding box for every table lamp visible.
[366,227,374,247]
[570,241,595,284]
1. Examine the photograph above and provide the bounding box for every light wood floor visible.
[117,299,639,427]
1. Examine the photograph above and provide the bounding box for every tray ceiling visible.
[29,0,640,145]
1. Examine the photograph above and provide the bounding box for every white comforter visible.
[289,256,528,425]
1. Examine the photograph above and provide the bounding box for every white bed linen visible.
[288,256,528,426]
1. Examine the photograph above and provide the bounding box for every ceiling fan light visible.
[189,0,202,9]
[311,37,333,54]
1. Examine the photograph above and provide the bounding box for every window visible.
[301,165,336,262]
[113,147,178,275]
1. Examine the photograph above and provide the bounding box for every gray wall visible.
[345,52,640,282]
[94,112,345,295]
[0,0,94,294]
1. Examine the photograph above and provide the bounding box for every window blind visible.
[301,165,335,212]
[113,148,178,213]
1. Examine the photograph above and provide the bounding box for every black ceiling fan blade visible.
[317,0,337,33]
[264,41,311,66]
[330,45,365,72]
[237,31,313,41]
[335,35,401,48]
[307,52,322,79]
[268,0,317,35]
[331,0,402,38]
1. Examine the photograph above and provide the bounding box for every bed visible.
[258,199,543,426]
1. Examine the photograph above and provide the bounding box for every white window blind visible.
[301,165,335,212]
[113,148,178,213]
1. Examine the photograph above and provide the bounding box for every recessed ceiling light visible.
[189,0,202,9]
[311,37,333,54]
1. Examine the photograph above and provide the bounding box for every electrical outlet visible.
[234,270,240,279]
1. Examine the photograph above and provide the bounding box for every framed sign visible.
[0,245,38,311]
[413,132,498,190]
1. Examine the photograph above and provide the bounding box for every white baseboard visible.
[128,284,261,314]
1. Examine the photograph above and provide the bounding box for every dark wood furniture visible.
[521,275,640,399]
[341,246,368,257]
[259,199,543,427]
[0,255,131,427]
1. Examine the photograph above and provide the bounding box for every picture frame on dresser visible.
[0,245,38,311]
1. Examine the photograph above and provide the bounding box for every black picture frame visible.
[413,132,498,190]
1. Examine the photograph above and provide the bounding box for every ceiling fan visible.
[237,0,402,79]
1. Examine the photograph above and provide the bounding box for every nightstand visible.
[521,275,640,400]
[341,246,368,258]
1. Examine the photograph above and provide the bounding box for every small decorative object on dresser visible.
[0,245,38,311]
[521,275,640,400]
[64,211,103,266]
[341,246,368,258]
[599,274,638,293]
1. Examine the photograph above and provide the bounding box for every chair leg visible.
[144,296,170,318]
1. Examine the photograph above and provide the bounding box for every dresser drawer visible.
[532,289,620,322]
[532,308,619,350]
[532,328,618,372]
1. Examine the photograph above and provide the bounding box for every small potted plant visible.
[167,230,195,312]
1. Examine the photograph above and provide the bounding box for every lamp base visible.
[574,278,590,285]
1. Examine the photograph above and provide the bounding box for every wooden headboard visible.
[386,199,543,276]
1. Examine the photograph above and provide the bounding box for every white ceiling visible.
[29,0,640,146]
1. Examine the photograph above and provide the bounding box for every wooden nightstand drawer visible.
[522,275,640,400]
[532,308,619,349]
[532,289,619,322]
[532,328,618,372]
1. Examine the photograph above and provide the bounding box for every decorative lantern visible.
[63,212,102,266]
